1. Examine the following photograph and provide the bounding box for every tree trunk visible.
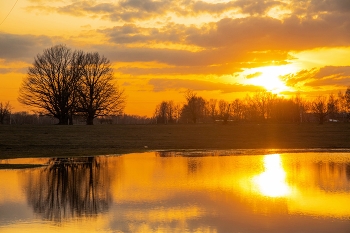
[57,115,69,125]
[86,116,94,125]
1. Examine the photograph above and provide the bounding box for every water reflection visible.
[1,152,350,233]
[23,157,112,221]
[252,154,291,197]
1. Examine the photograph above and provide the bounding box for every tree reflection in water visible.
[25,157,112,221]
[156,151,202,174]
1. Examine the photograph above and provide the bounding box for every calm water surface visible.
[1,152,350,233]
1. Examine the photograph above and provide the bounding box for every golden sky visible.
[1,0,350,116]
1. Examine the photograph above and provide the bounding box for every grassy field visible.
[1,123,350,159]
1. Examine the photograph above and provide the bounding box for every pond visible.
[1,151,350,233]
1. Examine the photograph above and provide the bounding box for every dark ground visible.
[1,123,350,159]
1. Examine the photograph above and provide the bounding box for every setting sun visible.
[244,65,297,94]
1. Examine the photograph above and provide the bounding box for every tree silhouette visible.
[218,100,232,124]
[18,45,126,125]
[76,52,125,125]
[18,45,83,125]
[0,101,11,124]
[182,90,206,123]
[311,96,329,124]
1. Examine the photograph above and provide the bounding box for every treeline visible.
[154,89,350,125]
[0,109,152,125]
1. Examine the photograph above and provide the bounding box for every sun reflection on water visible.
[252,154,291,197]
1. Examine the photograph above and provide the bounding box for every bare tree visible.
[207,99,218,122]
[0,101,11,124]
[292,92,309,123]
[18,45,125,125]
[18,45,83,125]
[182,90,206,123]
[311,96,328,124]
[154,101,169,124]
[218,100,232,124]
[327,93,339,121]
[251,91,276,121]
[76,52,125,125]
[231,99,244,121]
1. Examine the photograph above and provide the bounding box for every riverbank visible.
[1,123,350,159]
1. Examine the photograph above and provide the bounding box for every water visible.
[1,151,350,233]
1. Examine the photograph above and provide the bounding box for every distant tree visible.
[76,52,125,125]
[292,93,309,123]
[340,87,350,120]
[338,90,349,121]
[311,96,329,124]
[18,45,83,125]
[0,101,11,124]
[218,100,232,124]
[182,90,206,123]
[207,99,218,122]
[243,94,260,121]
[154,100,180,124]
[246,91,276,121]
[231,99,244,121]
[173,103,181,123]
[154,101,169,124]
[345,87,350,110]
[327,93,339,121]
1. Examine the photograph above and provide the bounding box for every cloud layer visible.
[2,0,350,114]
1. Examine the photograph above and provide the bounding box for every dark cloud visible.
[187,15,350,51]
[0,33,53,62]
[95,43,286,69]
[25,0,350,22]
[32,0,178,22]
[101,23,186,44]
[310,0,350,13]
[58,2,115,16]
[117,63,241,75]
[148,79,263,93]
[0,68,14,74]
[0,67,28,74]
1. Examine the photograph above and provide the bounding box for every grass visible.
[1,123,350,159]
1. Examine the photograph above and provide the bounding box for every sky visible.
[1,0,350,116]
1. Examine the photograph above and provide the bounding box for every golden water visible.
[1,152,350,232]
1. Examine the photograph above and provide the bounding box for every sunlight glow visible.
[244,65,297,94]
[253,154,291,198]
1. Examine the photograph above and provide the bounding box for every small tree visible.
[0,102,11,124]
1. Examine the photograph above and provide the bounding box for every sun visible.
[243,65,297,94]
